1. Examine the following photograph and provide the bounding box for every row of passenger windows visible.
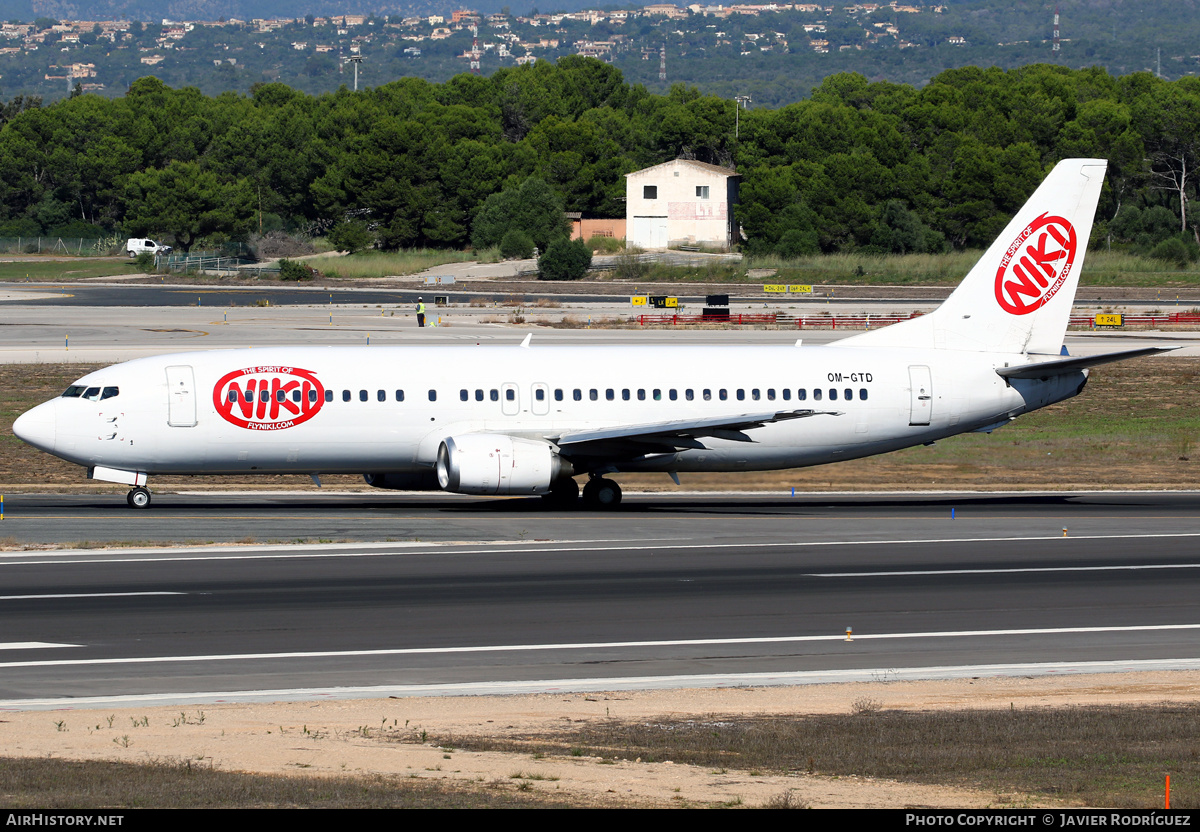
[225,386,871,405]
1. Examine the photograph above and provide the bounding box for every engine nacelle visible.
[363,471,439,491]
[436,434,568,495]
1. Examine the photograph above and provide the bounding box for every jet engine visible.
[436,434,570,495]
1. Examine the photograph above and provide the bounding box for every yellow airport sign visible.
[789,284,813,294]
[765,284,813,294]
[662,296,678,308]
[631,296,647,306]
[1094,313,1123,327]
[764,284,787,293]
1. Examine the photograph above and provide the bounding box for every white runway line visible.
[0,592,184,600]
[0,642,81,650]
[1,623,1197,670]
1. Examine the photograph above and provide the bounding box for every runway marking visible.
[0,592,184,600]
[0,642,81,650]
[811,564,1200,577]
[4,530,1200,566]
[1,624,1197,670]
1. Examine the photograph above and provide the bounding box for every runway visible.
[2,491,1199,706]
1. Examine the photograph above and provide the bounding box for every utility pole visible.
[734,95,751,138]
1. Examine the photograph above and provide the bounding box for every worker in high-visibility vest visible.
[415,297,425,328]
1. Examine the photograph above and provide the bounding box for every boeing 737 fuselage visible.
[11,159,1171,508]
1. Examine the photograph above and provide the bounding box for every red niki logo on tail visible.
[213,366,325,430]
[994,212,1078,315]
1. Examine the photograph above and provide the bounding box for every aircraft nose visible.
[13,401,56,453]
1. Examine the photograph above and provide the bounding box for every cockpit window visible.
[61,385,85,398]
[82,387,101,401]
[100,386,119,400]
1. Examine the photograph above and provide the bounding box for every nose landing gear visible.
[126,487,151,509]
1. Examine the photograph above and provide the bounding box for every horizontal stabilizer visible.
[996,346,1177,379]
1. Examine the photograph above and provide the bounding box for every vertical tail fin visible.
[842,158,1107,355]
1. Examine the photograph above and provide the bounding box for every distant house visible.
[625,159,740,250]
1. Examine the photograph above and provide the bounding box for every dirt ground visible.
[3,672,1198,808]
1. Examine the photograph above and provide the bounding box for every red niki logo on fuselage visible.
[994,212,1078,316]
[213,366,325,430]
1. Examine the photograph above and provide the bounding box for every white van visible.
[126,238,172,257]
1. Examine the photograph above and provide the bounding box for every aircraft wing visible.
[996,346,1178,379]
[552,409,840,453]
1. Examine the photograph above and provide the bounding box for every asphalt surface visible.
[1,491,1199,705]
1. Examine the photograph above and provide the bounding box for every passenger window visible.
[395,390,404,402]
[622,389,630,401]
[606,389,614,401]
[428,390,437,402]
[844,388,852,401]
[491,389,499,401]
[813,389,822,401]
[309,389,318,403]
[535,388,545,401]
[767,389,775,401]
[475,389,484,401]
[752,389,761,400]
[342,390,351,402]
[669,389,677,401]
[573,389,582,401]
[276,390,286,403]
[101,387,119,400]
[589,389,598,401]
[719,389,728,400]
[359,390,368,402]
[505,389,515,401]
[703,389,712,401]
[554,389,563,401]
[325,390,333,403]
[637,389,646,401]
[227,390,237,403]
[829,389,838,401]
[653,389,662,401]
[292,390,301,403]
[378,390,386,402]
[782,389,791,401]
[736,389,745,401]
[686,389,694,401]
[460,389,469,401]
[261,390,270,403]
[797,389,807,401]
[860,388,868,400]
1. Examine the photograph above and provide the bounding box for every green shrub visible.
[537,238,592,281]
[586,235,623,254]
[327,220,374,254]
[278,258,317,281]
[499,229,535,260]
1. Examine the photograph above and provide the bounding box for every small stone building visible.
[625,160,740,250]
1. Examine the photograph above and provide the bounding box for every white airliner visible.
[12,158,1171,509]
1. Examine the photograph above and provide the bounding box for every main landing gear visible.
[581,476,622,510]
[126,486,151,509]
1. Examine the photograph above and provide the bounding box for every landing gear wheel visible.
[126,487,151,509]
[542,478,580,508]
[582,477,622,510]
